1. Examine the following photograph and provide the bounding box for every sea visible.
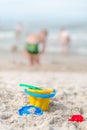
[0,20,87,55]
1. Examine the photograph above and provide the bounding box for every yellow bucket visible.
[24,88,56,111]
[29,95,50,111]
[20,84,56,111]
[28,89,53,111]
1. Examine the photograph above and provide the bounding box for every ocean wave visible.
[48,32,87,41]
[0,31,87,55]
[0,31,15,39]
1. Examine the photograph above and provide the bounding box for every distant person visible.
[11,23,22,53]
[59,28,70,54]
[24,29,48,66]
[15,23,22,41]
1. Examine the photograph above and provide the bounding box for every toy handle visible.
[19,84,42,90]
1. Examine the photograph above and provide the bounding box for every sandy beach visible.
[0,71,87,130]
[0,0,87,129]
[0,52,87,130]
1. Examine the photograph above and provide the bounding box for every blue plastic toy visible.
[18,105,43,116]
[24,89,56,98]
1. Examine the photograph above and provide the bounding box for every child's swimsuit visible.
[25,44,39,54]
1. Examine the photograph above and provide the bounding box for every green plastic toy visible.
[19,84,43,90]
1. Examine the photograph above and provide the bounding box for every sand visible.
[0,52,87,72]
[0,71,87,130]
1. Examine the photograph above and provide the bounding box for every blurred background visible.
[0,0,87,71]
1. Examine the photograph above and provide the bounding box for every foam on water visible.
[0,29,87,55]
[0,31,14,39]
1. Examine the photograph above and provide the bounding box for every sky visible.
[0,0,87,23]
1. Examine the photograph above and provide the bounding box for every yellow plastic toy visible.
[20,84,56,111]
[27,88,53,94]
[24,88,56,111]
[29,96,50,111]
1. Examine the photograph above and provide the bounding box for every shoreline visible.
[0,52,87,72]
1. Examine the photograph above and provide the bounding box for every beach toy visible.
[28,88,53,94]
[68,115,84,122]
[19,84,43,90]
[19,84,53,94]
[18,105,43,116]
[24,89,56,111]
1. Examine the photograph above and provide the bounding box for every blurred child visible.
[11,23,22,53]
[24,29,48,66]
[59,28,70,54]
[15,23,22,41]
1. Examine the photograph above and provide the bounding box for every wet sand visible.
[0,52,87,72]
